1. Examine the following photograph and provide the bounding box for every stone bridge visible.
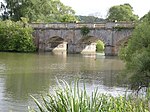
[31,22,134,55]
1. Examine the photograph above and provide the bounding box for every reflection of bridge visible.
[32,22,134,55]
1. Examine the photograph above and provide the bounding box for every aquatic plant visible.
[30,80,149,112]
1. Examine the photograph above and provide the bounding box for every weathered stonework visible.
[32,22,134,56]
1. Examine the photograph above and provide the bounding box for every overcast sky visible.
[60,0,150,18]
[0,0,150,18]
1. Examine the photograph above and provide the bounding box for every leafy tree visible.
[3,0,77,22]
[107,3,138,21]
[119,12,150,90]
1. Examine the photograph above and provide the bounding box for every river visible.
[0,52,127,112]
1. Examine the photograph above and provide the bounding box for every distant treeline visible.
[76,15,105,23]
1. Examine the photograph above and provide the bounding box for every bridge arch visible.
[44,36,67,53]
[75,35,106,54]
[32,23,134,55]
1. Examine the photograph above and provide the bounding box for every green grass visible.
[29,80,149,112]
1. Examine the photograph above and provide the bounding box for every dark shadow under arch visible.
[46,36,64,48]
[44,36,67,53]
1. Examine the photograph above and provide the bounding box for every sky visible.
[60,0,150,18]
[0,0,150,18]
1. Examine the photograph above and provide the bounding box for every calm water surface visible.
[0,52,127,112]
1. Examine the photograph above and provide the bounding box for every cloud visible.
[60,0,150,18]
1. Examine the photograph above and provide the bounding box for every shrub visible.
[96,40,104,52]
[0,20,36,52]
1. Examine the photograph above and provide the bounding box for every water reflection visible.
[0,52,126,111]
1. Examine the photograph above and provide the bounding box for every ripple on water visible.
[0,64,6,74]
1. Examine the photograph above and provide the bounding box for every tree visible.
[140,12,150,22]
[3,0,77,22]
[107,3,138,21]
[119,12,150,90]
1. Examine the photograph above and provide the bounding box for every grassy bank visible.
[29,80,149,112]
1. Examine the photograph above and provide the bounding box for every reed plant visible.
[29,80,149,112]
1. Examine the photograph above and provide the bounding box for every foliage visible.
[0,20,36,52]
[140,11,150,22]
[3,0,77,22]
[80,26,90,37]
[119,12,150,90]
[60,14,77,23]
[107,3,138,22]
[30,80,149,112]
[76,15,105,23]
[96,40,104,52]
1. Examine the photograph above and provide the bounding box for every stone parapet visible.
[30,22,135,30]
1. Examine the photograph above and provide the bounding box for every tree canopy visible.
[2,0,77,22]
[107,3,138,22]
[119,11,150,90]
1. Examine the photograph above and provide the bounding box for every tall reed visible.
[29,80,149,112]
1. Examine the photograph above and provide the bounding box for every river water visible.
[0,52,127,112]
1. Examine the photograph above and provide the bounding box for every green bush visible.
[0,20,36,52]
[96,40,104,52]
[29,80,149,112]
